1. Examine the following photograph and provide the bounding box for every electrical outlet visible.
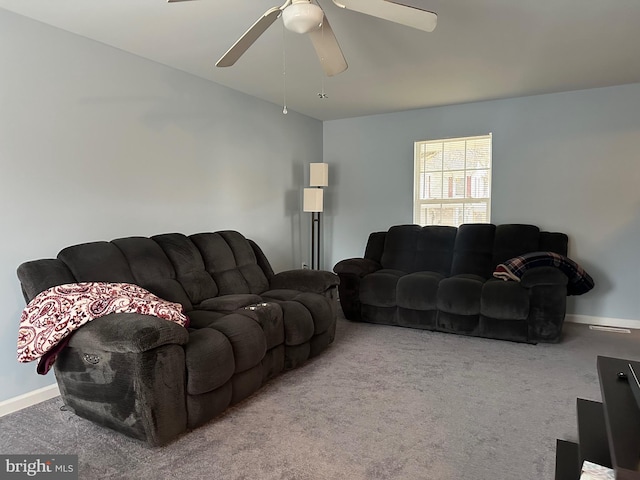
[302,262,309,269]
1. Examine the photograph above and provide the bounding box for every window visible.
[413,134,492,227]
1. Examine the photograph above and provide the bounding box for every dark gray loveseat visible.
[17,230,339,445]
[334,223,584,344]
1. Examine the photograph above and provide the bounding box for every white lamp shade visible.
[309,163,329,187]
[282,3,323,34]
[303,188,324,212]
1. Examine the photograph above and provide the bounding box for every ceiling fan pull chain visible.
[282,22,288,114]
[318,22,328,99]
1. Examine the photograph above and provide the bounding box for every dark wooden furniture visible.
[555,356,640,479]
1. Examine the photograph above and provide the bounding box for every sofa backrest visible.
[379,225,458,275]
[17,259,77,304]
[17,230,274,310]
[151,233,220,305]
[490,224,540,267]
[371,223,568,278]
[364,232,387,262]
[113,236,195,310]
[58,241,137,284]
[189,231,270,296]
[449,223,496,277]
[379,225,421,272]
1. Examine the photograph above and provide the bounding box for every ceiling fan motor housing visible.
[282,0,324,34]
[214,0,435,76]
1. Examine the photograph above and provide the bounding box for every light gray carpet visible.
[2,314,639,480]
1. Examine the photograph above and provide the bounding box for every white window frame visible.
[413,134,492,227]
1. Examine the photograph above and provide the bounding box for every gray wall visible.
[3,7,640,404]
[323,83,640,323]
[0,9,322,402]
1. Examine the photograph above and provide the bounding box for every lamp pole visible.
[311,211,321,270]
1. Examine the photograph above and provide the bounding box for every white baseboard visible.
[566,314,640,330]
[0,383,60,418]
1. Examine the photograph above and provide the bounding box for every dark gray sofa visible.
[17,230,339,445]
[334,223,584,344]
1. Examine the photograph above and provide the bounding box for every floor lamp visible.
[303,163,328,270]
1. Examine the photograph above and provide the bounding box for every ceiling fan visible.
[168,0,437,77]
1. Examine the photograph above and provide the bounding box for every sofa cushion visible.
[17,259,76,302]
[112,237,175,283]
[539,231,569,255]
[491,224,540,267]
[190,231,270,295]
[480,279,529,320]
[414,226,457,275]
[112,237,193,310]
[450,224,496,278]
[262,290,326,346]
[58,242,136,284]
[359,269,405,307]
[185,328,235,395]
[259,288,300,302]
[259,292,315,346]
[380,225,421,272]
[268,269,340,294]
[206,314,267,374]
[152,233,219,304]
[364,231,387,262]
[396,272,443,310]
[184,309,226,329]
[198,294,263,312]
[239,302,285,350]
[437,274,484,315]
[287,292,333,335]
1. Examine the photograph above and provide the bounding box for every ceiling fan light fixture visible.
[282,3,324,34]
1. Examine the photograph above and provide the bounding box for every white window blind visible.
[413,134,492,227]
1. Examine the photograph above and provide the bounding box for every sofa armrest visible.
[518,267,569,342]
[66,312,190,353]
[332,258,381,322]
[519,266,569,289]
[56,312,189,446]
[269,269,340,294]
[333,258,381,277]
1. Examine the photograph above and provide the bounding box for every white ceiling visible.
[2,0,640,121]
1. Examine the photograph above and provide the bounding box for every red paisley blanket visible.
[18,282,189,374]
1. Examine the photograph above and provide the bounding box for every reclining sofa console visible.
[17,230,339,445]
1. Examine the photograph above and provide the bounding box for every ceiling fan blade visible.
[216,6,283,68]
[331,0,437,32]
[308,16,348,77]
[167,0,196,3]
